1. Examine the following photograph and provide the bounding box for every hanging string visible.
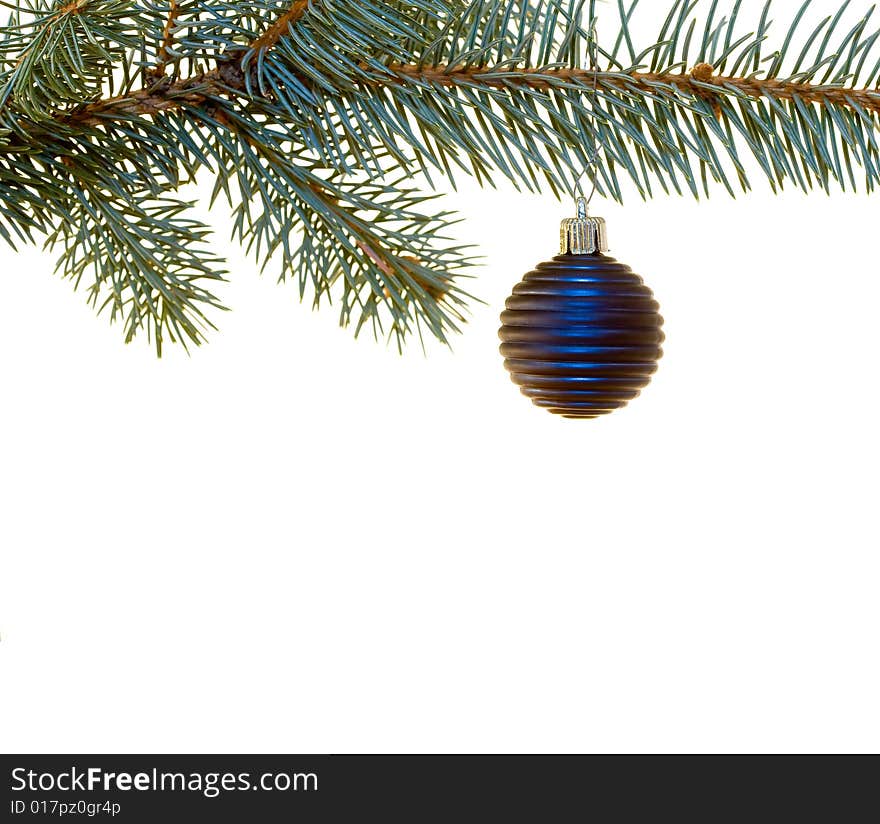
[572,8,601,210]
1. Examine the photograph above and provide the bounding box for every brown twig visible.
[250,0,310,52]
[56,0,89,17]
[149,1,181,79]
[68,0,311,125]
[68,63,880,129]
[356,239,394,277]
[376,64,880,115]
[144,0,308,84]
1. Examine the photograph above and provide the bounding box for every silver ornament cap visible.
[560,196,608,255]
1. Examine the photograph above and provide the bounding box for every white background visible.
[1,0,878,754]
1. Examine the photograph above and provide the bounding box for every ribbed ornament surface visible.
[498,253,664,419]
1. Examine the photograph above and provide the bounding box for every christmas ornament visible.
[498,199,664,419]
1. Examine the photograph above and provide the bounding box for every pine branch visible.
[376,65,880,114]
[3,0,880,353]
[199,106,476,345]
[44,177,227,354]
[0,0,145,121]
[67,64,880,124]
